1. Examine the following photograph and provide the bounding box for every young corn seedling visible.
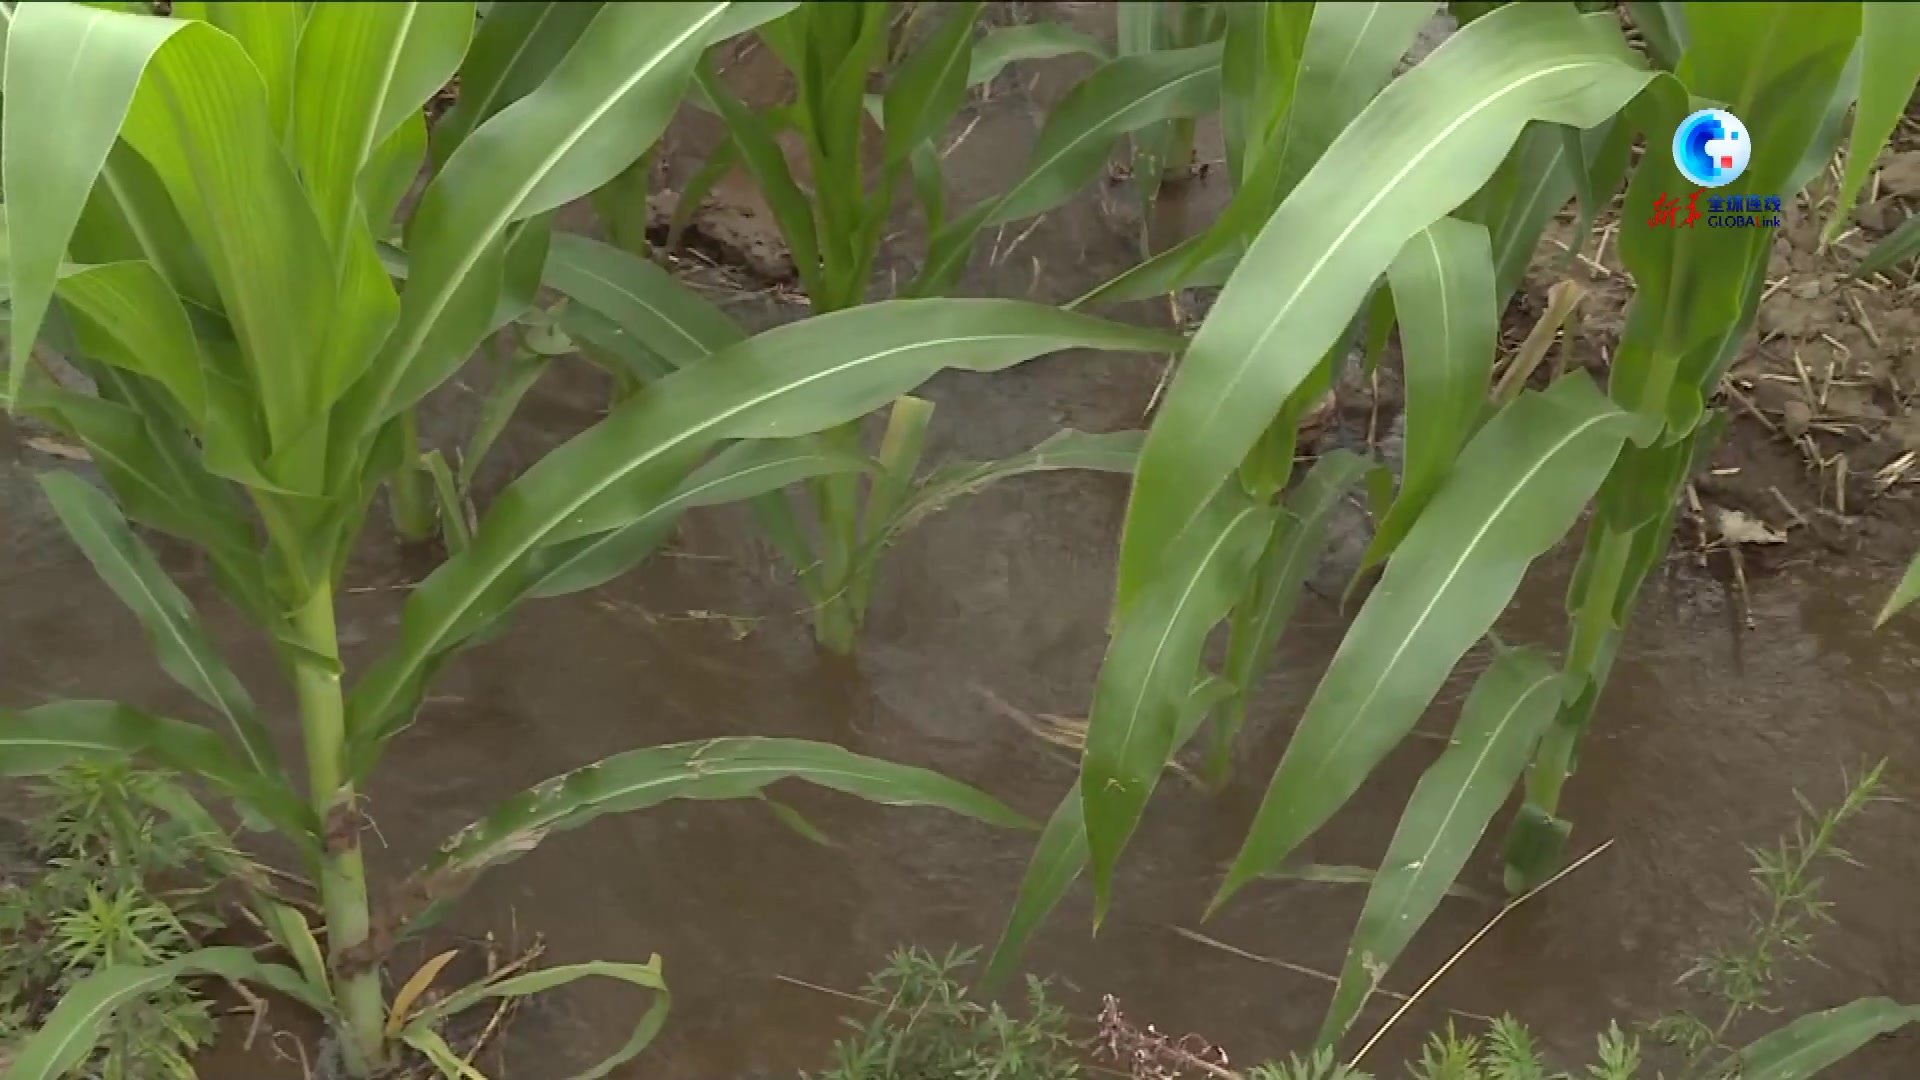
[986,2,1916,1062]
[0,3,1177,1075]
[656,0,1218,654]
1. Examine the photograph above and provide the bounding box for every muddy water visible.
[7,373,1920,1076]
[6,16,1920,1080]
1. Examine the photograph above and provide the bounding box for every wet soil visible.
[6,9,1920,1079]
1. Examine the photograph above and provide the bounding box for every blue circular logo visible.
[1672,108,1750,188]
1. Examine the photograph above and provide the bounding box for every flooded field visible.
[4,4,1918,1077]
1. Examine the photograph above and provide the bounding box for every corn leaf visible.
[1319,646,1561,1047]
[4,948,327,1080]
[407,959,669,1080]
[0,701,317,851]
[858,428,1144,563]
[5,3,332,467]
[967,22,1109,88]
[1083,490,1275,914]
[1626,2,1687,69]
[1112,5,1650,613]
[407,738,1030,927]
[543,231,745,369]
[1829,3,1920,241]
[37,472,282,783]
[527,438,874,597]
[1218,450,1371,766]
[362,2,790,429]
[988,42,1221,226]
[429,0,608,165]
[293,3,472,408]
[1736,998,1920,1080]
[1213,375,1633,912]
[983,676,1233,989]
[346,300,1181,764]
[912,42,1223,295]
[1354,217,1498,578]
[1858,211,1920,279]
[51,260,210,427]
[16,375,264,619]
[882,1,982,167]
[1874,549,1920,626]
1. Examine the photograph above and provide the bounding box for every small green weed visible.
[0,764,238,1079]
[812,945,1080,1080]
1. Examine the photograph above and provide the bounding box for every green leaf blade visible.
[1737,998,1920,1080]
[1213,375,1633,912]
[415,737,1031,907]
[1113,4,1650,612]
[1082,492,1275,916]
[1319,647,1562,1047]
[4,948,326,1080]
[37,472,281,784]
[544,231,745,369]
[1355,217,1498,576]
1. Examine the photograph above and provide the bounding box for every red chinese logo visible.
[1647,190,1702,228]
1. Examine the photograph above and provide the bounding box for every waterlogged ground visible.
[5,7,1920,1077]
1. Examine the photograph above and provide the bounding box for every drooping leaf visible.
[3,2,173,403]
[1319,647,1562,1047]
[9,4,345,444]
[850,429,1144,580]
[1354,217,1498,578]
[1112,5,1651,613]
[966,22,1110,89]
[346,300,1181,765]
[1212,374,1633,912]
[1083,490,1275,916]
[988,42,1221,226]
[50,260,211,426]
[0,701,316,855]
[983,676,1232,989]
[542,231,744,370]
[407,738,1030,925]
[526,437,873,597]
[1736,998,1920,1080]
[407,959,669,1080]
[37,472,282,783]
[4,948,327,1080]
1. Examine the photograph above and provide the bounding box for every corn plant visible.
[0,3,1182,1076]
[640,0,1216,653]
[1116,0,1225,233]
[984,0,1917,1067]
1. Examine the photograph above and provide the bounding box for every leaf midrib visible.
[1288,407,1618,811]
[1159,57,1619,555]
[1099,504,1263,791]
[1368,669,1557,918]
